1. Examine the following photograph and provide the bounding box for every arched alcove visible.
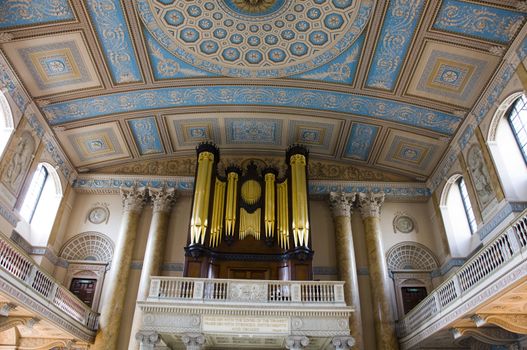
[60,232,114,311]
[386,242,439,318]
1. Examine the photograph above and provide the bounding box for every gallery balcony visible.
[137,277,354,349]
[398,209,527,349]
[0,231,99,346]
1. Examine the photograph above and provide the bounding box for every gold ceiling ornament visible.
[232,0,277,13]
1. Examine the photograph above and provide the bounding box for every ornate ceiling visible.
[0,0,526,181]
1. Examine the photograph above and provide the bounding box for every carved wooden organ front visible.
[184,143,313,280]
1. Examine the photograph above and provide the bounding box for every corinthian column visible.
[329,192,363,350]
[129,187,176,349]
[92,186,147,350]
[357,192,399,350]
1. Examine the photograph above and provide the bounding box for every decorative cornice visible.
[120,186,147,212]
[73,174,430,201]
[329,192,356,218]
[357,192,385,219]
[149,187,177,213]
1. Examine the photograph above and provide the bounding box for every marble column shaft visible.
[357,192,399,350]
[137,187,176,301]
[129,187,176,350]
[92,186,147,350]
[329,192,363,350]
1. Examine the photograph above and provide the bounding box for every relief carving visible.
[467,145,494,209]
[1,130,35,194]
[229,283,267,302]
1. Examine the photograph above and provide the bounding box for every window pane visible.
[19,165,48,222]
[509,96,527,164]
[458,178,477,234]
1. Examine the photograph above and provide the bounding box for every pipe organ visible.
[184,143,313,280]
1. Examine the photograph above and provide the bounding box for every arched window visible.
[0,91,14,156]
[487,93,527,201]
[508,94,527,163]
[458,177,477,234]
[19,163,63,246]
[440,174,478,257]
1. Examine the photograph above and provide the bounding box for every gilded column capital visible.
[149,187,177,213]
[329,192,356,218]
[120,186,147,212]
[357,192,385,219]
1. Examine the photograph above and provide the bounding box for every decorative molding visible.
[476,314,527,334]
[120,186,147,212]
[149,187,177,213]
[329,192,355,218]
[42,86,462,135]
[285,335,310,349]
[357,192,385,219]
[60,232,114,263]
[386,242,439,271]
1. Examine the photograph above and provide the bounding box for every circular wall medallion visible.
[137,0,371,78]
[394,216,414,233]
[88,207,107,224]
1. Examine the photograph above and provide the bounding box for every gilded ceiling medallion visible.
[232,0,281,14]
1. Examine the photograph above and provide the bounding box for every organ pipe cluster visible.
[189,143,310,250]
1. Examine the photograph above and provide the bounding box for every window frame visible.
[507,95,527,164]
[457,177,477,234]
[20,164,49,223]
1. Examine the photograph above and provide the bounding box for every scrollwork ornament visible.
[331,336,355,350]
[149,187,177,213]
[285,335,310,350]
[135,330,160,346]
[357,192,385,219]
[329,192,355,218]
[181,333,205,350]
[120,186,147,212]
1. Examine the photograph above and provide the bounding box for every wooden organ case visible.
[184,143,314,280]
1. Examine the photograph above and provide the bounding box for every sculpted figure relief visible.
[467,145,493,208]
[2,131,35,193]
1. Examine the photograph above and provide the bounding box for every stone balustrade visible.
[138,277,354,349]
[148,277,346,305]
[398,209,527,348]
[0,231,99,341]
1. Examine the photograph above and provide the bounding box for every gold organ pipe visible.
[190,151,214,245]
[210,179,226,247]
[264,173,276,238]
[290,154,309,248]
[277,180,289,249]
[240,208,260,240]
[225,171,238,237]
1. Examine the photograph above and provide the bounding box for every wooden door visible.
[69,278,97,307]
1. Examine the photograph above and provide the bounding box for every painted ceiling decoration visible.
[0,0,526,183]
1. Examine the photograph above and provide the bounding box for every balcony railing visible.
[398,209,527,339]
[0,231,99,331]
[147,277,346,305]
